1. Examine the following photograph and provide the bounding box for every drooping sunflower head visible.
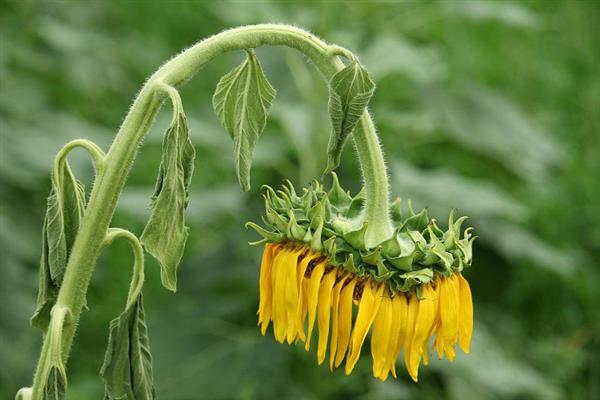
[247,175,476,382]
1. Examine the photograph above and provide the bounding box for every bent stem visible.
[101,228,145,308]
[28,24,392,397]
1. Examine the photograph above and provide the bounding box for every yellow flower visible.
[257,242,473,382]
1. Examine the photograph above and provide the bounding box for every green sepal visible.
[286,210,306,241]
[398,268,434,292]
[245,222,283,243]
[328,172,352,210]
[342,221,369,249]
[247,177,475,292]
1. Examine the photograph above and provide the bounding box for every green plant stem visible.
[29,23,392,398]
[101,228,145,308]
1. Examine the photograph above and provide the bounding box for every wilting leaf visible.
[31,163,86,331]
[212,49,276,191]
[100,295,156,400]
[42,366,67,400]
[326,60,375,172]
[141,103,195,292]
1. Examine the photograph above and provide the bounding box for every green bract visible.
[247,174,476,292]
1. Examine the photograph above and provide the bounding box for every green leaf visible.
[212,49,276,191]
[100,295,156,400]
[326,60,375,172]
[141,103,195,292]
[37,304,69,400]
[32,163,86,331]
[42,366,66,400]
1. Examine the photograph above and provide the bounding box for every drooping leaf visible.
[212,49,276,191]
[38,304,69,400]
[42,366,67,400]
[100,295,156,400]
[326,60,375,172]
[141,102,195,292]
[31,163,86,331]
[46,165,86,283]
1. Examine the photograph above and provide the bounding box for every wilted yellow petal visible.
[403,293,419,382]
[457,273,473,353]
[284,249,302,344]
[440,274,460,361]
[271,248,289,343]
[421,282,440,366]
[317,269,337,364]
[334,277,357,368]
[305,261,326,351]
[388,293,407,378]
[408,284,437,380]
[371,291,393,380]
[329,274,348,370]
[345,281,384,375]
[258,243,276,334]
[295,253,317,342]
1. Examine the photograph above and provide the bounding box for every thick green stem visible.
[28,24,392,398]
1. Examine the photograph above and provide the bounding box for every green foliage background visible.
[1,1,599,399]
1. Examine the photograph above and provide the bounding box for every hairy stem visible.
[101,228,145,308]
[29,23,392,397]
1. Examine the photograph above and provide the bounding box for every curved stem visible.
[53,139,106,180]
[29,24,392,397]
[101,228,145,308]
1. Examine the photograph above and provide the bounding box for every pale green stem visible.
[28,23,392,398]
[53,139,106,181]
[101,228,145,308]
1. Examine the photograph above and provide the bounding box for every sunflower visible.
[248,176,475,382]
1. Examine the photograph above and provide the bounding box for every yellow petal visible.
[422,281,441,365]
[403,292,419,382]
[345,281,384,375]
[317,269,338,364]
[334,277,357,368]
[295,253,317,342]
[440,274,460,361]
[371,290,393,380]
[258,243,276,334]
[408,284,437,380]
[284,249,302,344]
[388,293,407,379]
[271,248,288,343]
[457,273,473,353]
[305,261,326,351]
[329,274,348,370]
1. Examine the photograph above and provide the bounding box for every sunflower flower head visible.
[247,174,476,382]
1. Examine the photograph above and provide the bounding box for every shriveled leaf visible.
[38,304,69,400]
[42,366,66,400]
[46,165,85,283]
[212,49,276,191]
[141,106,195,292]
[31,222,57,330]
[31,163,86,331]
[100,295,156,400]
[326,60,375,172]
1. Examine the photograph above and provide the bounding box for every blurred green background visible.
[1,1,599,399]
